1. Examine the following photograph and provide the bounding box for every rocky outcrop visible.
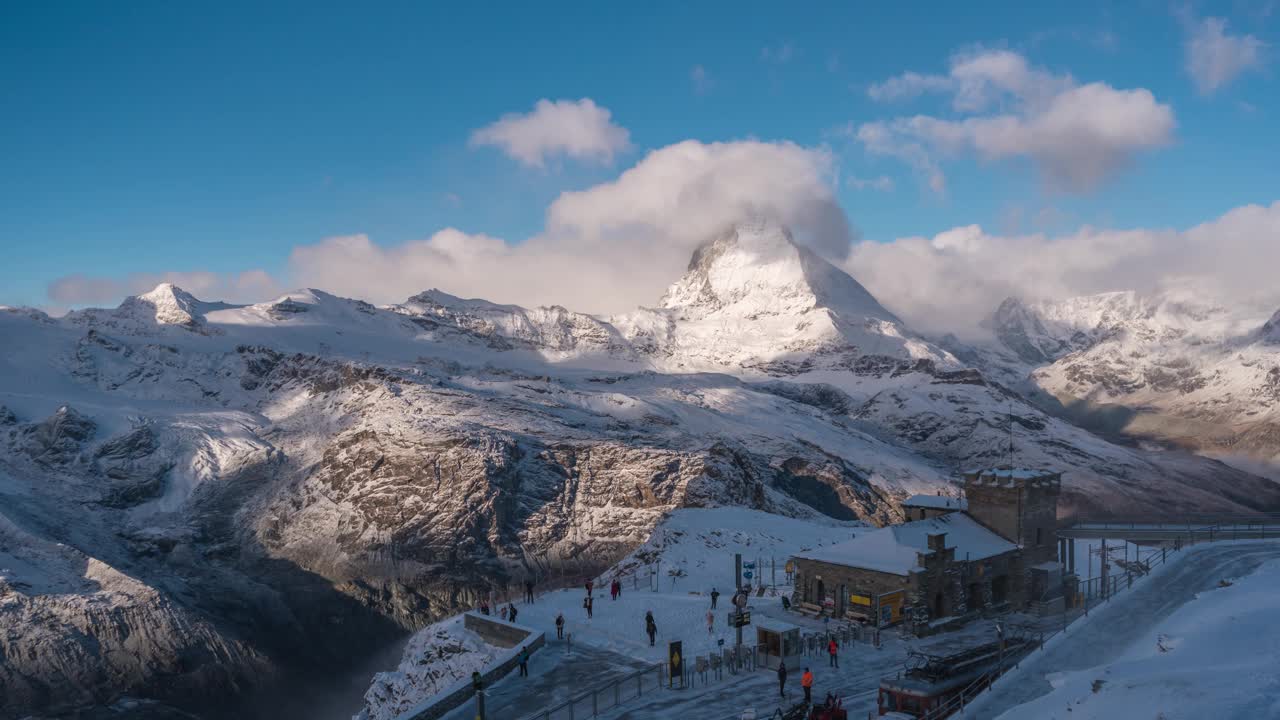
[21,405,96,465]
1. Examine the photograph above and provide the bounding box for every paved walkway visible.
[443,639,650,720]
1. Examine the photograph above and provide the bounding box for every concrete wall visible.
[398,614,544,720]
[464,612,534,648]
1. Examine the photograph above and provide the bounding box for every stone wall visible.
[792,557,910,618]
[963,470,1062,567]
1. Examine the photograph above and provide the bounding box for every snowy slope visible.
[2,219,1278,719]
[996,553,1280,720]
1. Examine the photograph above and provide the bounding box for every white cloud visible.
[283,139,852,314]
[47,270,280,307]
[1184,16,1266,95]
[42,140,850,314]
[847,174,895,191]
[860,49,1174,193]
[469,98,631,168]
[846,201,1280,338]
[690,65,712,95]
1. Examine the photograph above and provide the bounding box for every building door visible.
[932,591,945,619]
[992,575,1009,603]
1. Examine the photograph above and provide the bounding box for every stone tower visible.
[962,468,1061,566]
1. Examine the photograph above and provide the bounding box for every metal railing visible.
[517,663,665,720]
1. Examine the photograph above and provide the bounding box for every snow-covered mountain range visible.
[965,289,1280,469]
[2,219,1277,718]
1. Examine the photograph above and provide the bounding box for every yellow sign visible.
[850,594,872,606]
[877,591,905,624]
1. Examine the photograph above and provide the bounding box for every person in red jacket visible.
[801,668,814,704]
[828,637,839,668]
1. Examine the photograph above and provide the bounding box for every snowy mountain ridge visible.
[973,288,1280,467]
[3,218,1278,718]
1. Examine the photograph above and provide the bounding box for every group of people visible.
[776,637,841,707]
[476,600,521,624]
[776,662,814,703]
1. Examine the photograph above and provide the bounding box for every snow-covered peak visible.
[1260,308,1280,344]
[990,290,1252,365]
[65,283,235,334]
[126,283,206,327]
[659,218,899,325]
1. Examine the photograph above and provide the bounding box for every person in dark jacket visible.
[517,647,530,677]
[524,579,535,604]
[777,661,787,698]
[583,595,593,619]
[508,603,518,623]
[645,611,657,646]
[710,587,720,609]
[555,613,565,639]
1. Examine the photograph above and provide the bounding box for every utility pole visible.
[734,553,743,649]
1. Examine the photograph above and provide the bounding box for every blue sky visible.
[2,1,1277,312]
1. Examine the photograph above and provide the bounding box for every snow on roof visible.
[964,467,1056,480]
[794,514,1017,576]
[903,494,967,510]
[754,617,801,633]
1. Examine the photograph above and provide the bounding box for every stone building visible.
[902,493,967,521]
[790,468,1062,632]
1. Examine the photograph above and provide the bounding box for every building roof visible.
[963,467,1058,480]
[794,513,1017,577]
[902,494,967,511]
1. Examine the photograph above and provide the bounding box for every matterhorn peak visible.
[658,218,898,325]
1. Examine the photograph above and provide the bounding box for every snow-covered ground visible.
[354,616,510,720]
[967,541,1280,719]
[998,554,1280,719]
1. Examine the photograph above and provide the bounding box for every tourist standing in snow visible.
[518,646,530,677]
[500,605,509,621]
[777,661,787,698]
[610,578,620,600]
[645,611,657,646]
[508,603,518,623]
[827,638,838,668]
[583,595,593,619]
[801,668,813,704]
[706,610,714,635]
[555,613,565,639]
[710,587,720,609]
[524,579,535,604]
[585,579,594,596]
